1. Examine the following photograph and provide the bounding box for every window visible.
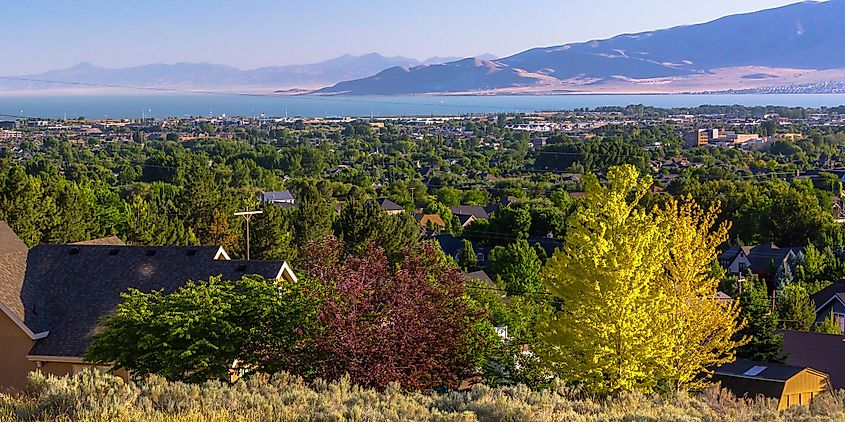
[835,313,845,333]
[743,366,767,376]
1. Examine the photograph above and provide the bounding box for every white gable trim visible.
[214,246,231,260]
[0,301,48,340]
[814,294,845,314]
[275,261,298,283]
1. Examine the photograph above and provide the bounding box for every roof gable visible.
[812,280,845,310]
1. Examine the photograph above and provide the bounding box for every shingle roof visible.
[782,330,845,389]
[0,221,27,255]
[69,236,126,246]
[715,359,805,382]
[450,206,489,219]
[436,235,464,257]
[744,243,795,273]
[464,270,493,287]
[0,222,28,319]
[261,190,295,202]
[19,244,285,358]
[811,280,845,310]
[718,245,744,264]
[374,198,404,211]
[712,359,809,399]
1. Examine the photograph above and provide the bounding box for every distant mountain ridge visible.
[0,53,496,92]
[316,0,845,95]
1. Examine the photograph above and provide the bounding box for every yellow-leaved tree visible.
[540,165,745,395]
[539,165,675,394]
[655,195,746,391]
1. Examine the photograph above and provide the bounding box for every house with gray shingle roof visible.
[0,222,296,392]
[368,198,405,215]
[260,190,296,209]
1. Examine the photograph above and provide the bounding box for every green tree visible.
[457,239,479,272]
[764,184,831,246]
[335,196,385,254]
[488,240,542,295]
[489,206,531,241]
[776,283,816,331]
[251,204,297,262]
[84,276,321,383]
[540,166,675,394]
[541,166,744,394]
[292,182,334,248]
[736,277,783,361]
[814,311,842,335]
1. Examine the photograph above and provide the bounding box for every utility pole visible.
[233,210,263,260]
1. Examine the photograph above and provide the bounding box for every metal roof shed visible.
[713,359,831,411]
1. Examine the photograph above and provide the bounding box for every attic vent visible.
[108,249,119,256]
[68,248,80,255]
[186,249,197,256]
[237,264,247,272]
[146,249,156,256]
[744,366,767,376]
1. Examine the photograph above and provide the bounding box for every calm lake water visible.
[2,94,845,119]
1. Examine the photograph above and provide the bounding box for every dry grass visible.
[2,370,845,421]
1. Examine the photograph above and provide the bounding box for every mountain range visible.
[4,1,845,96]
[0,53,496,92]
[316,0,845,95]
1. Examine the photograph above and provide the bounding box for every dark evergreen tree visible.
[736,278,784,362]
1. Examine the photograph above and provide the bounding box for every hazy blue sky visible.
[1,0,804,75]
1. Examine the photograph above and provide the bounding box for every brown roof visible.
[0,222,28,319]
[69,236,126,246]
[414,214,446,228]
[781,330,845,389]
[0,221,27,255]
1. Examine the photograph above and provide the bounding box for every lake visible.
[2,93,845,119]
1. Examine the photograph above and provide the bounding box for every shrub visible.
[3,370,845,421]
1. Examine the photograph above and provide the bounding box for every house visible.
[455,214,477,228]
[712,359,831,411]
[450,206,489,220]
[260,190,296,209]
[464,270,494,287]
[718,243,799,278]
[0,222,296,392]
[714,291,734,303]
[436,235,490,267]
[810,281,845,332]
[451,206,487,228]
[369,198,405,215]
[781,330,845,389]
[436,235,464,261]
[414,214,446,236]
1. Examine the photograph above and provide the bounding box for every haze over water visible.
[2,94,845,119]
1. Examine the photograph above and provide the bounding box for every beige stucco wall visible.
[0,311,36,393]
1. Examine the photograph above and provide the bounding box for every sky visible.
[0,0,807,75]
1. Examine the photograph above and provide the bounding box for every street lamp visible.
[233,210,263,260]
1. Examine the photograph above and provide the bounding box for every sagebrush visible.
[3,370,845,421]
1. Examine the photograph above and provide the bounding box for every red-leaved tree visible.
[300,237,487,390]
